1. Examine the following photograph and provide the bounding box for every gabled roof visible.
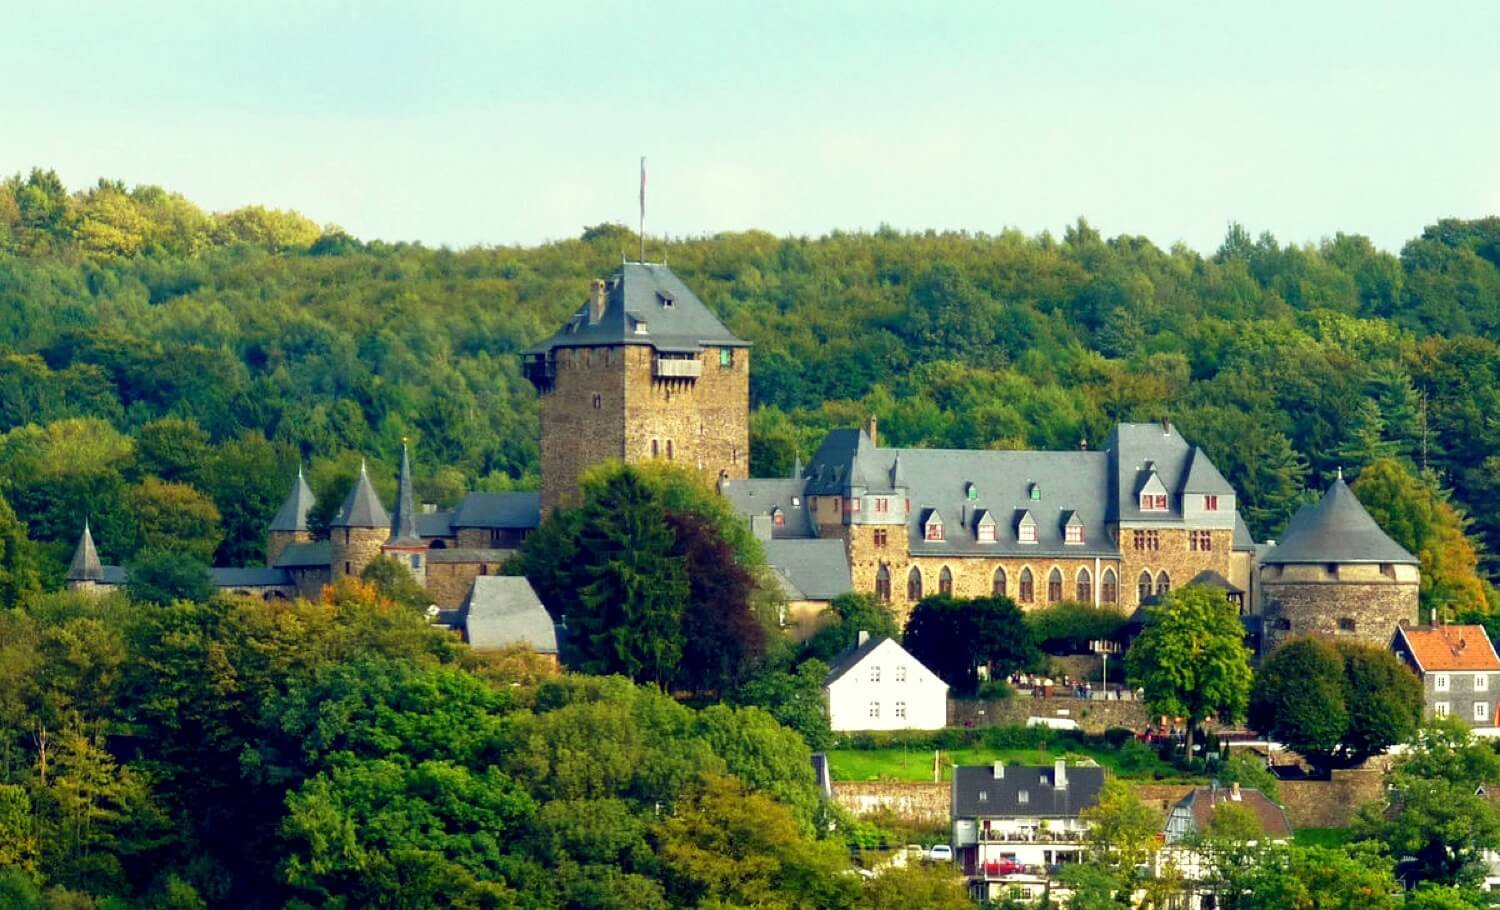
[1170,786,1291,841]
[461,576,558,653]
[388,444,422,546]
[331,461,391,530]
[953,764,1107,819]
[66,521,103,582]
[764,538,852,601]
[525,262,749,356]
[1394,625,1500,673]
[450,492,542,530]
[1262,477,1418,566]
[269,467,316,533]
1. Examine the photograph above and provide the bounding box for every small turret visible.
[66,520,104,589]
[267,465,316,566]
[329,460,391,579]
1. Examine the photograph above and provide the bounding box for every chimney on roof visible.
[1054,759,1067,790]
[866,415,878,447]
[589,278,607,324]
[857,630,870,647]
[992,761,1004,780]
[1230,781,1241,801]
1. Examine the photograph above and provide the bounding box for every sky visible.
[4,1,1498,253]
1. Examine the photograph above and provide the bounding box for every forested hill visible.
[4,168,1500,583]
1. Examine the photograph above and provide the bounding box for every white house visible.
[824,632,948,732]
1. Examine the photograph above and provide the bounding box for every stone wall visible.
[1118,527,1233,611]
[539,345,626,514]
[832,781,950,824]
[948,696,1149,734]
[330,527,389,580]
[1261,570,1419,655]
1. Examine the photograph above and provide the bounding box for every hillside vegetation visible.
[3,169,1500,607]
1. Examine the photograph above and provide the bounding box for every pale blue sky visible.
[5,1,1497,251]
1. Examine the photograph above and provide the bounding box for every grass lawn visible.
[826,742,1186,782]
[1291,827,1352,849]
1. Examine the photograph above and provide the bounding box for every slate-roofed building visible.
[726,417,1254,620]
[952,761,1107,903]
[1393,624,1500,730]
[1259,474,1420,654]
[524,261,751,514]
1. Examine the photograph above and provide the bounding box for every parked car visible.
[927,844,953,863]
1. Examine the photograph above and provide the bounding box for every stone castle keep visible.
[66,260,1419,653]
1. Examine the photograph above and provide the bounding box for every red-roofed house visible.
[1393,624,1500,731]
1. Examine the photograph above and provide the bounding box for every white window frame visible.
[1435,673,1450,692]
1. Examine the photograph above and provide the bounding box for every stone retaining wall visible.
[948,696,1149,734]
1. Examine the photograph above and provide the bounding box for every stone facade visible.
[329,527,388,580]
[266,528,312,567]
[1260,562,1419,654]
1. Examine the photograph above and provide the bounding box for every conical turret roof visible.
[388,443,422,546]
[330,460,391,529]
[1262,476,1418,566]
[66,521,103,581]
[269,466,316,533]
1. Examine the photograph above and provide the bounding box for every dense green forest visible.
[4,168,1500,595]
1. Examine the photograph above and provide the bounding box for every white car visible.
[927,844,953,863]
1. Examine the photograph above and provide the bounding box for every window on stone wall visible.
[876,564,891,602]
[939,566,953,596]
[1048,568,1063,602]
[993,567,1007,597]
[1019,568,1034,603]
[1077,568,1092,602]
[908,567,923,601]
[1102,569,1117,603]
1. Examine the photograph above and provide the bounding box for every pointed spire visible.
[269,464,316,533]
[331,458,391,529]
[388,440,421,546]
[66,520,103,582]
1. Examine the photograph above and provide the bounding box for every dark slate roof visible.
[952,764,1107,819]
[1233,512,1256,551]
[764,539,853,601]
[268,468,315,533]
[210,567,293,588]
[331,462,391,529]
[273,540,331,568]
[723,478,814,539]
[66,521,103,581]
[388,444,422,546]
[824,634,890,685]
[1106,423,1234,524]
[416,510,454,538]
[426,548,513,564]
[525,262,750,356]
[1262,477,1418,566]
[451,492,542,530]
[461,576,558,653]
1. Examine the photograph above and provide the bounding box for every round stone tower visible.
[1259,474,1420,655]
[329,460,392,580]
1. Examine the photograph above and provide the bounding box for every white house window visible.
[895,666,907,683]
[869,666,880,683]
[869,702,880,719]
[1478,674,1490,692]
[1436,702,1451,716]
[1476,702,1490,722]
[1436,673,1450,692]
[895,702,907,719]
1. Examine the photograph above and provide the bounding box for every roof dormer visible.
[1016,509,1037,544]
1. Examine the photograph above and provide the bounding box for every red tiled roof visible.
[1396,625,1500,672]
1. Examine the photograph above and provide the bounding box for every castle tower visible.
[329,460,391,580]
[1259,474,1420,655]
[381,442,427,585]
[524,262,751,514]
[65,520,104,594]
[267,465,316,566]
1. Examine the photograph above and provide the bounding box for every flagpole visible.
[639,156,646,263]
